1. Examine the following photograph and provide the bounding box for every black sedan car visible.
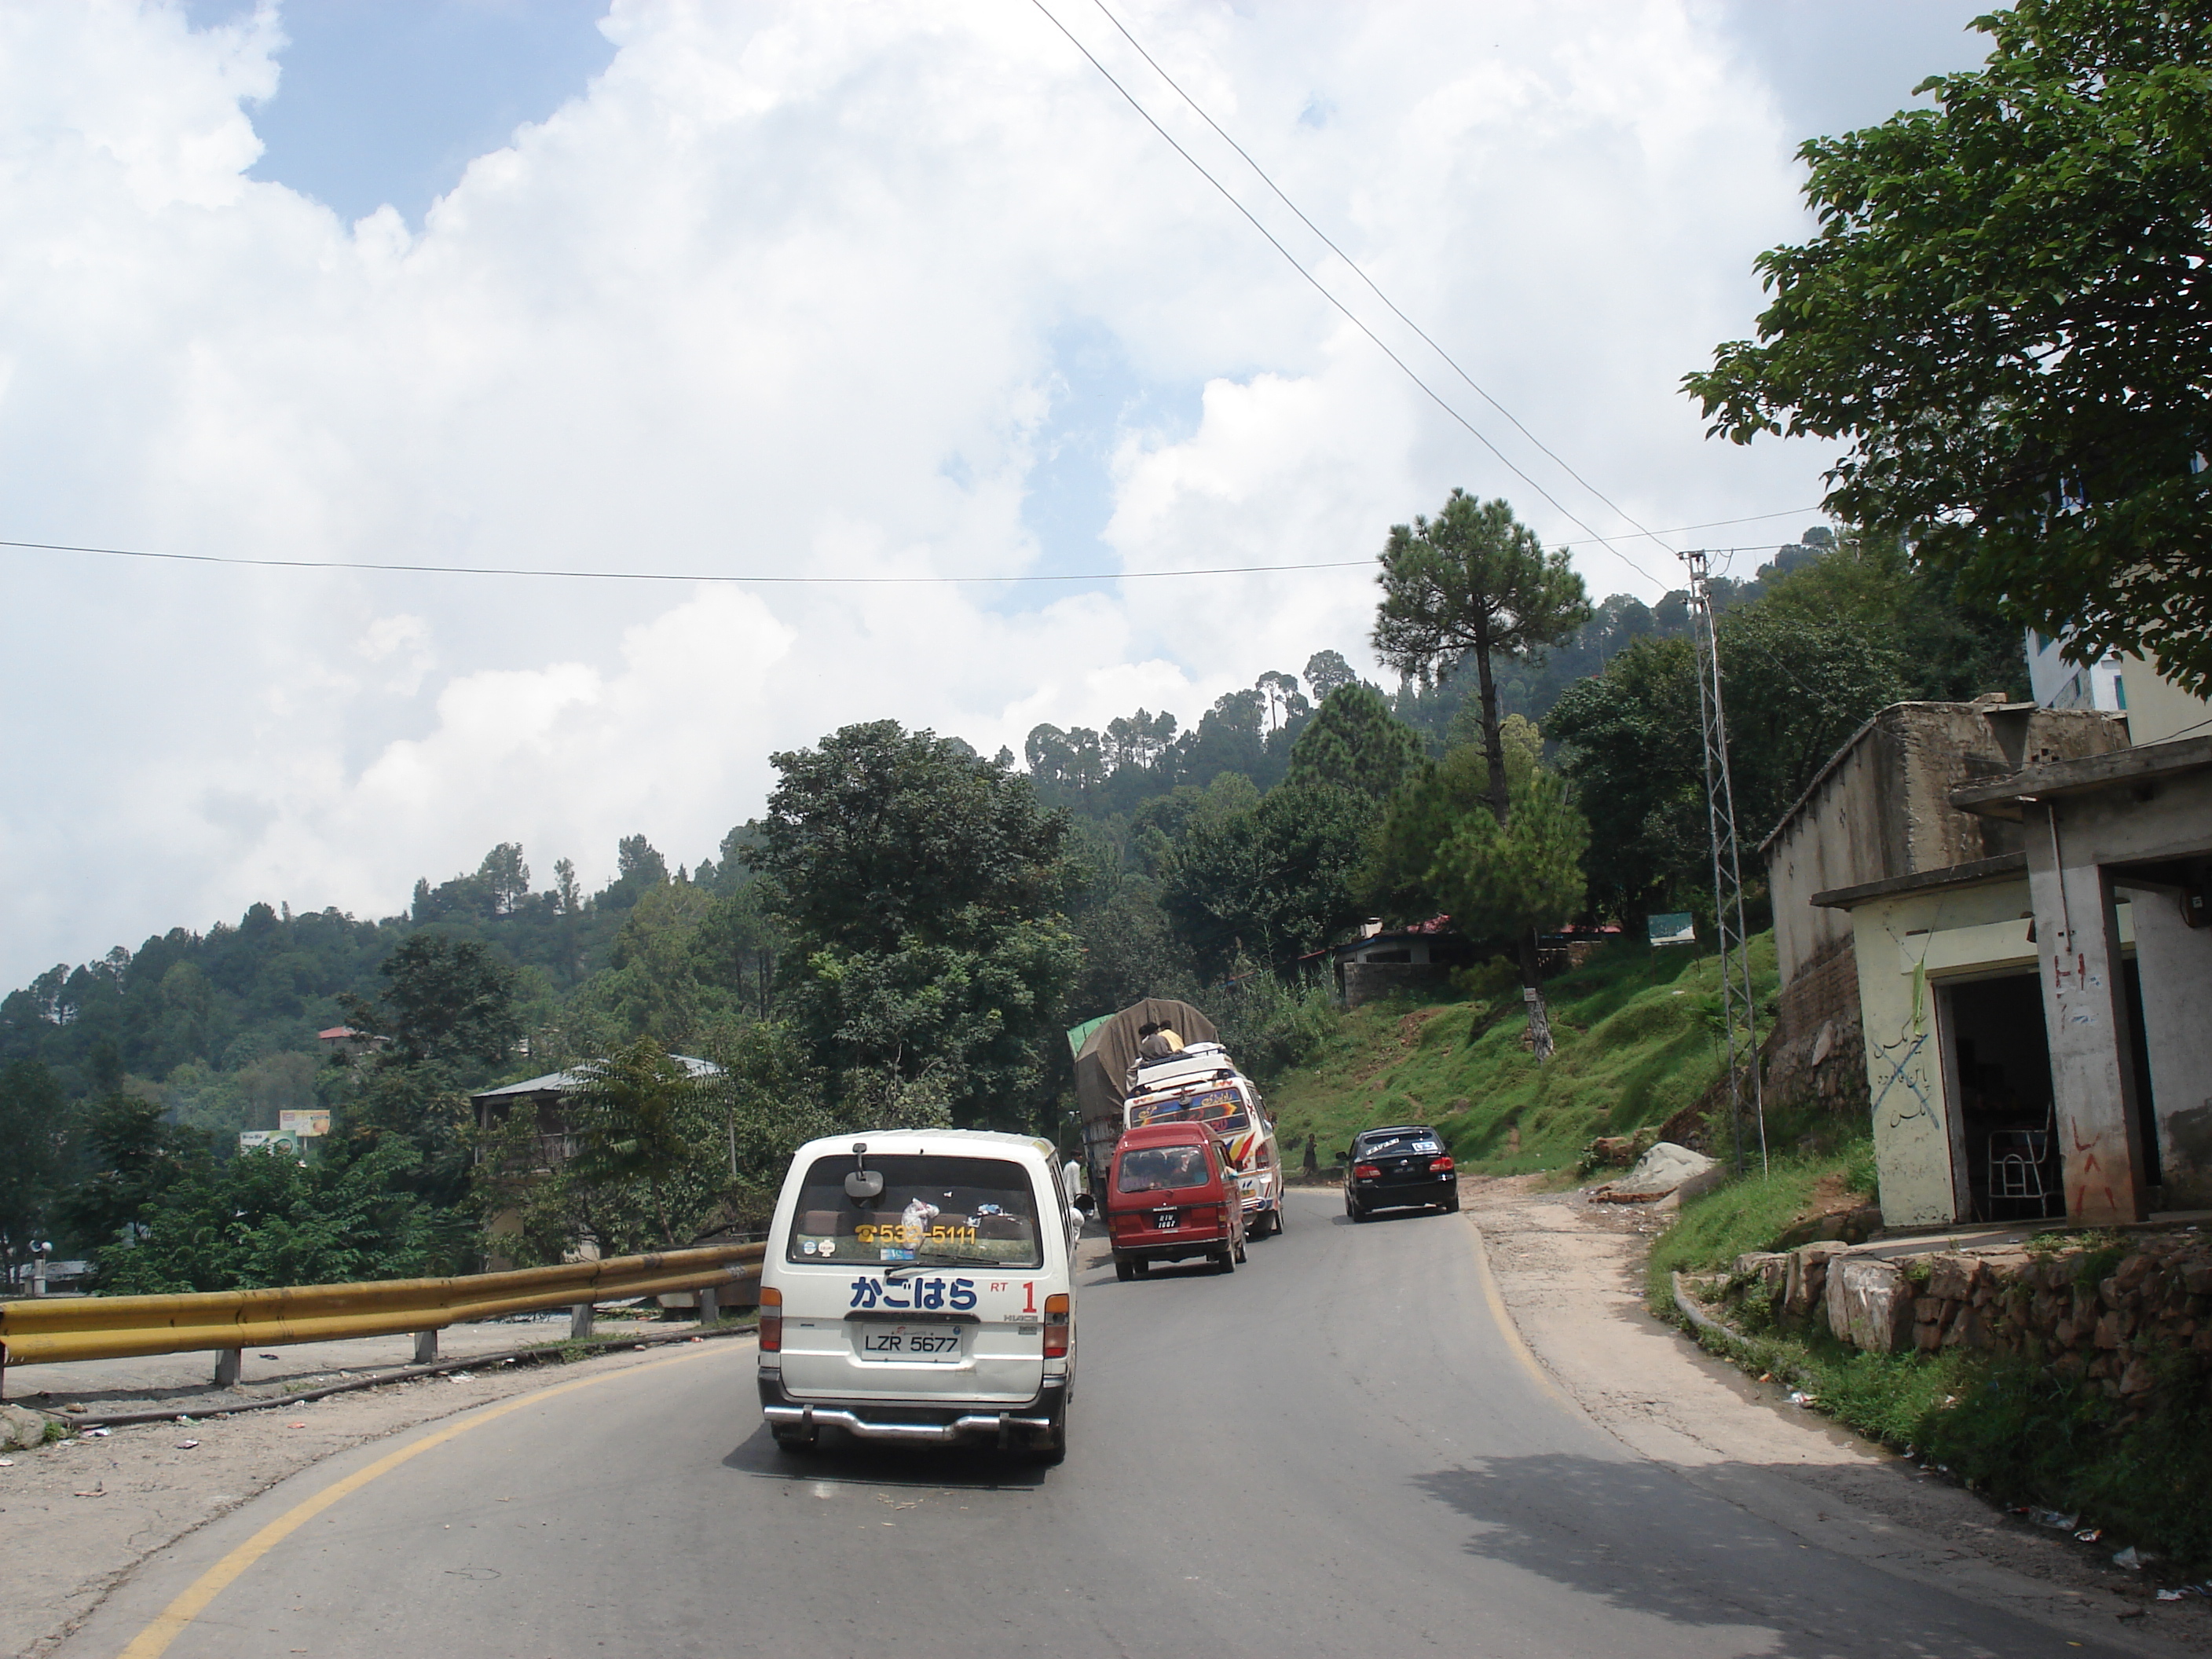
[1343,1124,1458,1221]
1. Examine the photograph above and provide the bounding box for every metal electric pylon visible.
[1683,551,1768,1176]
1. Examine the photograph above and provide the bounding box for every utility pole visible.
[1682,551,1768,1176]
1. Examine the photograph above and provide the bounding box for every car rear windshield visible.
[1360,1130,1443,1157]
[1116,1144,1213,1194]
[786,1154,1043,1268]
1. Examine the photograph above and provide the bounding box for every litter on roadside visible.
[449,1372,474,1382]
[1786,1390,1816,1408]
[259,1353,280,1360]
[2030,1510,2080,1530]
[2076,1529,2102,1544]
[0,1457,15,1467]
[174,1415,196,1424]
[286,1421,307,1429]
[82,1426,111,1437]
[2114,1546,2151,1570]
[176,1439,201,1449]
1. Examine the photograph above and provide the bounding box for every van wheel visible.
[1114,1258,1133,1282]
[771,1424,816,1452]
[1215,1248,1236,1274]
[1234,1238,1247,1264]
[1132,1258,1150,1278]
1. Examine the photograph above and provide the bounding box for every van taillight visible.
[1043,1293,1071,1359]
[1430,1155,1456,1173]
[758,1286,782,1352]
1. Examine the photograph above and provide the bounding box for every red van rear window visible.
[1117,1144,1211,1194]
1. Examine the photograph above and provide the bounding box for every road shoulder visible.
[1,1332,750,1659]
[1464,1174,2211,1656]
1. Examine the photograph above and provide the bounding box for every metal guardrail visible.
[0,1243,764,1372]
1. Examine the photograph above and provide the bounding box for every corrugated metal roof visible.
[471,1053,721,1102]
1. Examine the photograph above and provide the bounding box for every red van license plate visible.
[1152,1210,1178,1230]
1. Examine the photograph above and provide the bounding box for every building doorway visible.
[1941,973,2060,1221]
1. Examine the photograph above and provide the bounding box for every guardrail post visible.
[413,1329,438,1364]
[214,1348,242,1388]
[697,1287,719,1326]
[569,1302,595,1340]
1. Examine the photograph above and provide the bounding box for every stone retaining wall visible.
[1727,1230,2212,1399]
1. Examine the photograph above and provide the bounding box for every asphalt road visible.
[60,1190,2143,1659]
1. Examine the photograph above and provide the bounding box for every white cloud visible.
[0,0,1847,984]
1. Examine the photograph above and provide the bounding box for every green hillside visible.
[1266,935,1779,1174]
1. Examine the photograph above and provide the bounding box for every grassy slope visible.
[1266,934,1778,1172]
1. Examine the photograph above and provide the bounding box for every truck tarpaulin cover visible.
[1070,999,1218,1135]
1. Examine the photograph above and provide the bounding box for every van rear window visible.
[1130,1084,1249,1135]
[786,1155,1043,1268]
[1117,1144,1212,1194]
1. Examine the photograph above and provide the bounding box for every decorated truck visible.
[1069,998,1285,1237]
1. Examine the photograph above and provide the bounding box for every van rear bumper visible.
[759,1374,1062,1444]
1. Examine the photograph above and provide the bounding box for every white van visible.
[756,1130,1082,1463]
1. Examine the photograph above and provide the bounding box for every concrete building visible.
[1766,661,2212,1228]
[1760,701,2125,1116]
[1952,737,2212,1219]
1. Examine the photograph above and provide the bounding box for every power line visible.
[0,517,1825,588]
[1027,0,1668,588]
[1086,0,1681,562]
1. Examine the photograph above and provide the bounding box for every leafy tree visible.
[1362,719,1544,923]
[1547,639,1705,921]
[97,1138,454,1294]
[1425,771,1591,984]
[1549,582,1906,919]
[350,935,520,1068]
[755,722,1072,957]
[60,1092,209,1263]
[1159,782,1370,976]
[1685,0,2212,691]
[1372,491,1591,1056]
[478,843,532,916]
[749,721,1079,1128]
[1303,649,1359,702]
[1255,669,1309,733]
[1284,683,1424,803]
[0,1060,72,1280]
[555,1038,733,1253]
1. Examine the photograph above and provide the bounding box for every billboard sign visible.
[1647,912,1697,947]
[239,1130,302,1152]
[279,1109,331,1138]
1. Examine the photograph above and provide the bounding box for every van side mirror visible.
[1071,1192,1096,1215]
[844,1169,884,1200]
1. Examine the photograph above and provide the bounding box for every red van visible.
[1105,1121,1247,1280]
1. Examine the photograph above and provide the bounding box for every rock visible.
[0,1404,55,1451]
[1786,1243,1848,1322]
[1734,1251,1790,1311]
[1589,1141,1717,1203]
[1926,1253,1981,1302]
[1826,1257,1914,1353]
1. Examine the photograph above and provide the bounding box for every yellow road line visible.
[117,1346,723,1659]
[1463,1216,1580,1415]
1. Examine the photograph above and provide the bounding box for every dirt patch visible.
[1462,1176,2211,1653]
[0,1335,751,1659]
